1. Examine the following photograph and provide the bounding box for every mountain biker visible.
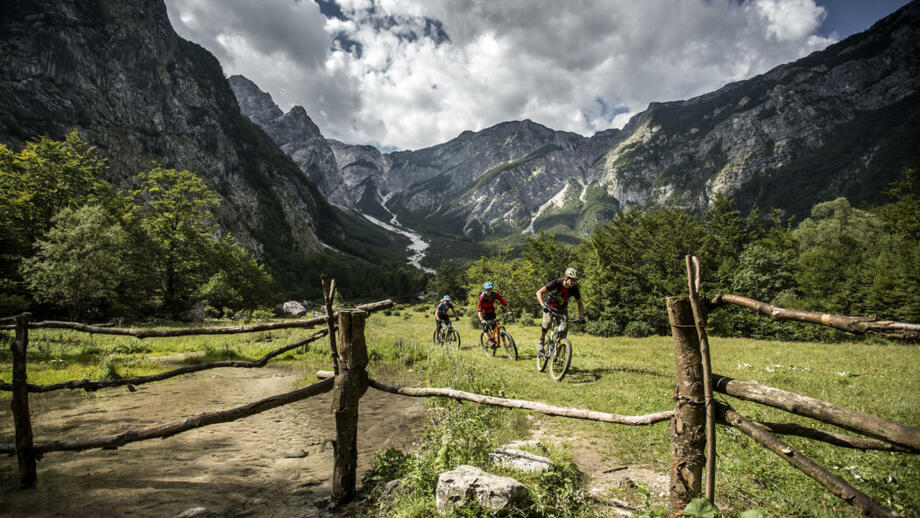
[536,267,585,356]
[478,281,509,346]
[435,295,459,334]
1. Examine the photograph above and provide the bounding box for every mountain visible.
[590,1,920,217]
[238,1,919,248]
[0,0,410,294]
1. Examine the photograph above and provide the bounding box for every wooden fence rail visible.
[0,300,393,337]
[0,329,329,393]
[1,298,393,491]
[316,371,674,425]
[0,377,335,455]
[672,257,916,518]
[711,293,920,341]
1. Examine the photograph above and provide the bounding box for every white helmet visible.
[564,267,578,279]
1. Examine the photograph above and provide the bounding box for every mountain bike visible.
[480,311,517,360]
[433,320,461,349]
[537,310,582,381]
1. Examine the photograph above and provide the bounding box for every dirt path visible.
[0,363,426,518]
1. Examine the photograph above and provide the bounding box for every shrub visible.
[624,321,655,338]
[251,308,274,321]
[585,319,621,337]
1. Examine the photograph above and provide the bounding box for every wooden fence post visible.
[11,313,37,487]
[331,309,369,504]
[667,297,705,517]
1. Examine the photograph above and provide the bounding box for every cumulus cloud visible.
[165,0,836,150]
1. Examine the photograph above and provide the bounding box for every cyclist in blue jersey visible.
[434,295,459,334]
[535,267,585,356]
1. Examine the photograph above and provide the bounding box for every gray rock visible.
[175,507,209,518]
[282,301,307,317]
[435,465,530,514]
[489,448,555,473]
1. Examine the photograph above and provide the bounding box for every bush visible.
[585,319,621,337]
[624,321,655,338]
[251,308,274,321]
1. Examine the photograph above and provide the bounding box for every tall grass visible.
[2,304,918,516]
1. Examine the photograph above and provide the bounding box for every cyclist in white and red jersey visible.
[535,267,585,356]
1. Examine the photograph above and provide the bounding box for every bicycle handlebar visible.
[548,311,585,323]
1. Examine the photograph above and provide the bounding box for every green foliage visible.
[465,250,540,317]
[426,260,469,302]
[21,205,130,320]
[624,321,655,338]
[0,133,279,320]
[682,497,717,518]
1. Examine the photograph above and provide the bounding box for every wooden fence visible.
[3,269,919,516]
[668,256,919,518]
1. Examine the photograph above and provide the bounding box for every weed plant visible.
[1,309,918,516]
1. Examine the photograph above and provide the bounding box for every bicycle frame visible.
[484,311,512,342]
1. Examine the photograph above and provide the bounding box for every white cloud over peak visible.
[165,0,836,150]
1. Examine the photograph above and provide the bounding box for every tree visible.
[0,130,108,249]
[427,260,469,303]
[0,131,110,306]
[131,166,220,317]
[793,198,884,315]
[523,230,575,283]
[21,205,129,320]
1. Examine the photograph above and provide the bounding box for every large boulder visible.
[281,300,307,317]
[435,465,530,514]
[489,448,555,473]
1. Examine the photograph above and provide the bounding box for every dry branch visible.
[322,275,340,375]
[0,300,393,338]
[711,294,920,340]
[0,330,329,393]
[750,421,915,453]
[315,371,673,425]
[686,256,716,502]
[712,373,920,452]
[0,377,335,455]
[717,403,904,518]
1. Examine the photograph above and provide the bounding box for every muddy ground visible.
[0,363,426,518]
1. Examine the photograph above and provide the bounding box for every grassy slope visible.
[2,309,918,516]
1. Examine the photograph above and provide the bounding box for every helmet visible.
[442,295,451,301]
[564,267,578,279]
[483,281,494,290]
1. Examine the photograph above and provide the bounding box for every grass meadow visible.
[1,303,918,517]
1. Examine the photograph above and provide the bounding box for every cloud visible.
[165,0,836,150]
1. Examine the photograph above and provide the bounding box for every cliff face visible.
[590,1,920,216]
[238,0,920,244]
[0,0,344,279]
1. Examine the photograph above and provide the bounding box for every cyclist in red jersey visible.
[536,267,585,356]
[478,281,509,346]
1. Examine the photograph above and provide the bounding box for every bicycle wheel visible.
[480,332,496,356]
[499,329,517,360]
[549,338,572,382]
[449,329,461,349]
[536,334,550,372]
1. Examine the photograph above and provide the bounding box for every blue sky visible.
[816,0,911,37]
[165,0,912,150]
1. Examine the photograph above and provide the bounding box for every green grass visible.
[2,309,918,516]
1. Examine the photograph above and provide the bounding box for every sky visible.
[164,0,912,151]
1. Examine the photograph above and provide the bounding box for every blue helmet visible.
[442,295,451,301]
[483,281,494,290]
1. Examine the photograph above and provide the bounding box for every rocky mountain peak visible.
[227,75,283,126]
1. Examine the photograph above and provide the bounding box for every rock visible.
[500,440,546,451]
[175,507,209,518]
[489,448,555,473]
[436,465,530,515]
[282,300,307,317]
[381,479,404,499]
